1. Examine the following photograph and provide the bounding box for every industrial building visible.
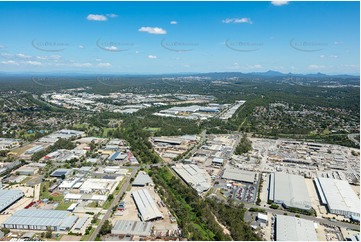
[50,168,72,178]
[111,220,153,237]
[2,209,78,231]
[315,177,360,218]
[0,189,24,213]
[172,164,211,193]
[276,215,317,241]
[269,173,312,210]
[131,189,163,222]
[80,178,117,194]
[132,172,152,187]
[222,168,258,184]
[15,166,39,176]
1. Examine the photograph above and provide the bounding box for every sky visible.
[0,1,359,75]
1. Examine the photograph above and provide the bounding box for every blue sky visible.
[0,1,359,74]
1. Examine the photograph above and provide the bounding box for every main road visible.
[89,167,139,241]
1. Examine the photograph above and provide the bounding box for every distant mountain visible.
[194,70,359,79]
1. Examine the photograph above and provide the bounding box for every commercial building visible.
[50,168,72,178]
[222,168,258,184]
[276,215,317,241]
[269,173,312,210]
[111,220,152,237]
[0,189,24,213]
[172,164,211,193]
[132,172,152,187]
[80,178,117,194]
[314,177,360,218]
[15,166,39,176]
[2,209,78,231]
[131,189,163,222]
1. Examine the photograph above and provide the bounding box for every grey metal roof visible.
[132,172,152,186]
[222,168,257,183]
[272,173,312,210]
[0,189,24,213]
[132,189,163,222]
[316,177,360,217]
[74,217,88,230]
[276,215,317,241]
[2,209,77,230]
[172,164,211,193]
[112,220,152,236]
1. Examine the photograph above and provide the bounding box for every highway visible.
[89,167,139,241]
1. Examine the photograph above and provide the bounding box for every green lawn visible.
[40,182,64,202]
[55,201,73,210]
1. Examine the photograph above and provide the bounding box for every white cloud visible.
[72,62,92,67]
[36,55,61,60]
[98,62,112,67]
[79,45,84,49]
[1,60,18,65]
[106,13,118,18]
[148,55,157,59]
[104,46,119,51]
[16,53,31,58]
[308,64,325,70]
[135,51,140,54]
[138,27,167,34]
[95,58,102,62]
[86,14,107,21]
[222,18,252,24]
[253,64,262,69]
[170,21,178,25]
[271,1,289,6]
[26,61,42,66]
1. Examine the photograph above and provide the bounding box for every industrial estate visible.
[0,1,359,241]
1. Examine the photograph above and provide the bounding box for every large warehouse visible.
[314,177,360,218]
[222,167,258,184]
[0,190,24,213]
[172,164,211,193]
[276,215,317,241]
[2,209,78,231]
[131,189,163,222]
[269,173,312,210]
[111,220,153,237]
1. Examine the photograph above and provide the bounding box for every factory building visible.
[2,210,78,231]
[131,189,163,222]
[269,173,312,211]
[172,164,211,194]
[222,168,258,184]
[111,220,153,237]
[132,172,152,187]
[0,189,24,213]
[276,215,317,241]
[315,177,360,218]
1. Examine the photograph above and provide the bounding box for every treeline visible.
[32,138,76,161]
[149,166,232,241]
[206,198,261,241]
[235,134,252,155]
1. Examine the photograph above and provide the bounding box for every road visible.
[348,133,360,146]
[89,167,139,241]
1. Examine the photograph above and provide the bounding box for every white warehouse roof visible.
[0,189,24,213]
[269,173,312,210]
[315,177,360,218]
[276,215,317,241]
[172,164,211,193]
[131,189,163,222]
